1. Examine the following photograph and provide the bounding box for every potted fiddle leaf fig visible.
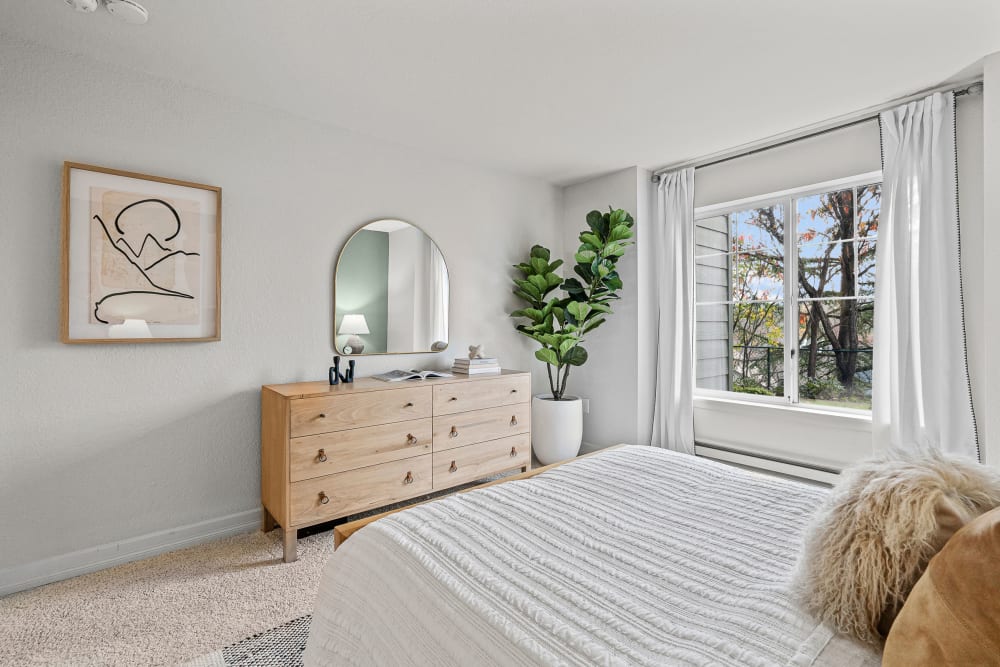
[511,207,635,464]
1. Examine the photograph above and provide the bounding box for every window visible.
[694,174,881,410]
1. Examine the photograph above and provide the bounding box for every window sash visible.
[694,171,882,407]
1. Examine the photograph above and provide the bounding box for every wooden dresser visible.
[261,370,531,562]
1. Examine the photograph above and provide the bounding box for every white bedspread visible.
[305,445,878,666]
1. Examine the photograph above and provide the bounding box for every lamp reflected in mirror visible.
[338,313,370,355]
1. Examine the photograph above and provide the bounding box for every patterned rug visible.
[183,615,312,666]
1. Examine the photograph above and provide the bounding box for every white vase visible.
[531,394,583,465]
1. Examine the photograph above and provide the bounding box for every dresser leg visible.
[262,507,276,533]
[282,526,298,563]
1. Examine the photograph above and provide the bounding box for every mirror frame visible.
[333,218,450,356]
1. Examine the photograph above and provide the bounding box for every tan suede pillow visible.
[883,506,1000,666]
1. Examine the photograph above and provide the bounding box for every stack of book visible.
[451,357,501,375]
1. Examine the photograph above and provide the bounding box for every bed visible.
[304,445,879,666]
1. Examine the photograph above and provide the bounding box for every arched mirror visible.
[334,219,449,355]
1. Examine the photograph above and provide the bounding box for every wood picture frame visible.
[60,162,222,343]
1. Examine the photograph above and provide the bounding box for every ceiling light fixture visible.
[105,0,149,24]
[63,0,149,24]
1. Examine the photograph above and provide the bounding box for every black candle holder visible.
[329,356,356,385]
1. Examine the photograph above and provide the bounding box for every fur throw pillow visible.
[794,448,1000,645]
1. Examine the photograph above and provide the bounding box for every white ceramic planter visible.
[532,394,583,465]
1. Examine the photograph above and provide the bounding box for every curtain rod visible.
[651,78,984,181]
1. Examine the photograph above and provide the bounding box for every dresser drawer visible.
[289,386,432,437]
[289,418,432,481]
[290,455,432,525]
[433,403,530,452]
[432,433,530,488]
[433,375,530,416]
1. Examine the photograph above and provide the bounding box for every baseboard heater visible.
[694,442,842,485]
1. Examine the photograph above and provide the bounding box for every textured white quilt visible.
[305,446,879,666]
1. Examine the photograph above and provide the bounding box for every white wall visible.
[560,168,642,450]
[0,36,561,589]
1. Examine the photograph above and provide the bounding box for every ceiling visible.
[3,1,999,184]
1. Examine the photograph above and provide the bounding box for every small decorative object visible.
[329,356,356,385]
[61,162,221,343]
[338,313,370,355]
[468,344,485,359]
[510,207,635,464]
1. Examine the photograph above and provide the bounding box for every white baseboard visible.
[0,508,261,597]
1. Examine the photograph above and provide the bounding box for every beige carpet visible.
[0,528,333,667]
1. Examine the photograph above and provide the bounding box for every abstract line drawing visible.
[89,190,202,325]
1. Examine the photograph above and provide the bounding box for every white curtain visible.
[651,168,696,455]
[428,243,449,347]
[873,92,979,459]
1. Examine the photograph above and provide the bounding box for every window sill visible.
[694,393,872,423]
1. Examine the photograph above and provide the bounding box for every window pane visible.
[858,238,876,297]
[696,303,731,391]
[731,302,784,396]
[796,188,853,243]
[734,251,783,301]
[857,183,881,238]
[696,252,730,304]
[731,205,784,255]
[797,299,874,409]
[798,241,847,298]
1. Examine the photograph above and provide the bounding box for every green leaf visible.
[562,278,586,299]
[589,302,613,314]
[579,232,602,248]
[575,249,597,264]
[548,259,564,272]
[566,301,592,321]
[575,264,593,283]
[527,274,548,292]
[529,257,548,274]
[515,280,541,300]
[609,209,627,226]
[530,245,551,261]
[605,274,623,291]
[535,348,559,366]
[601,242,623,258]
[585,210,604,234]
[609,224,633,242]
[558,338,576,356]
[563,346,588,366]
[545,272,562,289]
[583,317,606,333]
[597,263,610,278]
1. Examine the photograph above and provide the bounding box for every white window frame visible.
[694,170,882,416]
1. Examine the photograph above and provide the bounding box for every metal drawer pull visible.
[406,434,418,446]
[449,426,458,438]
[404,402,414,408]
[510,416,518,426]
[404,472,414,485]
[317,449,328,463]
[448,397,458,402]
[449,460,458,473]
[318,413,327,419]
[318,492,330,505]
[510,389,518,394]
[510,446,518,457]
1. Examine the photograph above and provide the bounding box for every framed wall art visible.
[61,162,221,343]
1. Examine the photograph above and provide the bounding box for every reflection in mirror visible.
[335,219,449,355]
